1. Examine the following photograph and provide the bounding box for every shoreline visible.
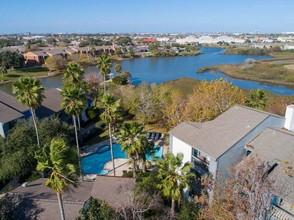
[197,64,294,87]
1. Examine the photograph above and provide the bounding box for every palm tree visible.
[116,122,146,177]
[100,94,121,176]
[63,62,85,86]
[246,89,267,110]
[12,77,45,147]
[36,138,78,220]
[97,53,112,94]
[156,152,195,216]
[61,86,86,175]
[62,62,86,130]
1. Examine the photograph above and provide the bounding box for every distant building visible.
[24,51,48,65]
[142,38,157,44]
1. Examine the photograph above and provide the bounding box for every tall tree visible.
[97,53,112,94]
[246,89,267,110]
[156,152,195,216]
[61,86,86,176]
[100,94,121,176]
[12,77,45,147]
[62,62,86,130]
[36,138,78,220]
[116,122,146,177]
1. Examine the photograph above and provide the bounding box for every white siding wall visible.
[217,115,285,180]
[170,135,192,164]
[208,159,218,178]
[0,123,5,138]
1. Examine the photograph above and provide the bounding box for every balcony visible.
[192,156,209,176]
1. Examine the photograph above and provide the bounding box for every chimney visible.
[284,104,294,131]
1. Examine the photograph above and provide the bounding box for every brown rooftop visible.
[91,175,136,209]
[42,88,63,112]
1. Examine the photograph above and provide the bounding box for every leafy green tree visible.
[45,56,67,71]
[116,122,146,177]
[0,118,73,181]
[112,75,128,85]
[148,42,159,54]
[36,138,78,220]
[156,153,195,215]
[0,51,24,69]
[245,89,267,110]
[114,64,122,74]
[12,77,45,147]
[97,53,112,94]
[61,86,86,175]
[76,197,114,220]
[115,36,132,46]
[100,94,121,176]
[0,66,7,78]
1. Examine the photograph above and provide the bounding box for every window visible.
[192,148,198,158]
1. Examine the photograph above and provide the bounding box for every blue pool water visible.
[81,143,163,174]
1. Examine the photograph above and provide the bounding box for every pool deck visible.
[81,138,169,178]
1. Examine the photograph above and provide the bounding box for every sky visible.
[0,0,294,34]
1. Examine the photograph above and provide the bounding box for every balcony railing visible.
[192,156,209,175]
[270,205,294,220]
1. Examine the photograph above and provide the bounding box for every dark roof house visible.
[8,176,136,219]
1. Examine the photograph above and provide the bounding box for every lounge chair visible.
[161,134,164,140]
[158,133,162,139]
[147,132,151,139]
[155,133,160,139]
[151,133,155,139]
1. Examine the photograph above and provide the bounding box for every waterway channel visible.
[1,47,294,95]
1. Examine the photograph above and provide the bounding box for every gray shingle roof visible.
[10,176,136,218]
[0,90,29,112]
[10,178,94,220]
[42,88,63,112]
[91,175,136,208]
[25,51,47,56]
[170,105,282,159]
[0,102,24,123]
[247,128,294,204]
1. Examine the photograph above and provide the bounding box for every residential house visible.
[8,176,136,219]
[170,104,294,219]
[0,89,66,137]
[24,51,48,65]
[245,127,294,220]
[0,90,30,137]
[45,49,68,59]
[170,105,285,179]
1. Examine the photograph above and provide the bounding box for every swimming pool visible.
[81,143,163,174]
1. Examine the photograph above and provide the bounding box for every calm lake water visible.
[1,47,294,95]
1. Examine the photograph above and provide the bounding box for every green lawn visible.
[0,66,61,82]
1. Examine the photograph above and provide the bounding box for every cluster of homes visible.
[24,45,116,65]
[3,101,293,219]
[170,104,294,219]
